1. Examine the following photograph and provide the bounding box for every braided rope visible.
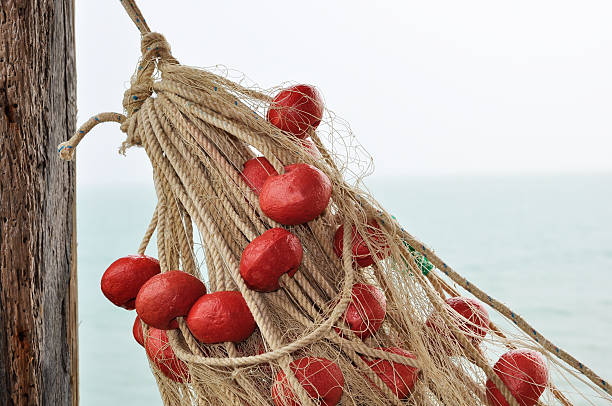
[137,204,158,255]
[119,0,151,34]
[57,112,126,160]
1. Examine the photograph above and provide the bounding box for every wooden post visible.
[0,1,77,405]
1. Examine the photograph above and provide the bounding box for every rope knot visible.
[141,32,175,62]
[230,368,246,380]
[122,32,178,117]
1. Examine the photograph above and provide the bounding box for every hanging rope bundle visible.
[59,2,611,405]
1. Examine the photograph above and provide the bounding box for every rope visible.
[138,204,158,255]
[57,112,126,161]
[119,0,151,35]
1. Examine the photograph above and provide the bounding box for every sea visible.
[77,174,612,405]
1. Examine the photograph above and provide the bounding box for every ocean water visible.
[77,174,612,405]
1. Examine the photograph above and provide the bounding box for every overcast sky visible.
[74,1,612,185]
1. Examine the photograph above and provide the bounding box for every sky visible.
[74,1,612,186]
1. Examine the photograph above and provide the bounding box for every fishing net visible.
[58,2,611,405]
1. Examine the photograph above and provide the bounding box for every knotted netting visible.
[58,2,611,405]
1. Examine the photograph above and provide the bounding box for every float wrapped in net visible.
[58,2,611,405]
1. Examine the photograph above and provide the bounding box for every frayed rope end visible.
[57,142,75,161]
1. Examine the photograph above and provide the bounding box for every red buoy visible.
[133,315,145,347]
[293,138,321,159]
[101,255,161,310]
[186,291,256,344]
[339,283,387,339]
[145,327,190,383]
[271,357,344,406]
[333,220,389,268]
[486,349,548,406]
[240,228,303,292]
[259,164,332,225]
[240,157,278,195]
[267,84,324,139]
[425,296,490,350]
[135,270,207,330]
[362,347,419,399]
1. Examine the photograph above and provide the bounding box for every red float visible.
[362,347,419,399]
[340,283,387,339]
[240,157,278,195]
[259,163,332,225]
[267,84,324,139]
[145,327,190,383]
[333,220,389,268]
[101,254,161,310]
[240,228,303,292]
[486,349,548,406]
[133,315,145,347]
[293,138,321,159]
[271,357,344,406]
[186,291,256,344]
[135,270,207,330]
[425,296,490,349]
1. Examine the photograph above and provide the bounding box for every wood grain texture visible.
[0,0,77,404]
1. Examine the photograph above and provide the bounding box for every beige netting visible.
[58,2,611,405]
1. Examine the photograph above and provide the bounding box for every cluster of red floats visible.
[100,85,548,406]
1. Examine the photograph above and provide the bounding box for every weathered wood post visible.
[0,1,77,405]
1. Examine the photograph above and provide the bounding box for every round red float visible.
[186,291,256,344]
[362,347,419,399]
[293,138,321,159]
[271,357,344,406]
[340,283,387,339]
[267,84,324,139]
[240,157,278,195]
[425,296,490,350]
[259,163,332,225]
[333,220,389,268]
[135,270,207,330]
[240,228,303,292]
[486,349,548,406]
[133,315,145,347]
[101,254,161,310]
[145,327,190,383]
